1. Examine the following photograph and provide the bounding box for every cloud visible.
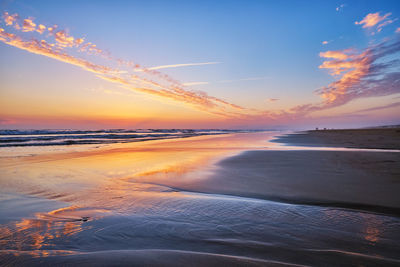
[36,24,46,34]
[182,82,209,86]
[218,76,269,83]
[322,41,329,45]
[336,4,345,12]
[319,49,354,61]
[355,12,391,28]
[140,62,220,71]
[267,98,279,102]
[3,12,18,26]
[355,12,396,33]
[315,37,400,109]
[353,102,400,113]
[0,28,119,75]
[54,30,75,47]
[22,18,36,32]
[396,27,400,33]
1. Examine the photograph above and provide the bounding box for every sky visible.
[0,0,399,129]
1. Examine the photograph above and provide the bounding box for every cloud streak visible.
[143,62,220,71]
[182,82,209,86]
[218,76,269,83]
[353,102,400,113]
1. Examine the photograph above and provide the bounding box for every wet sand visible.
[190,150,400,214]
[1,131,400,266]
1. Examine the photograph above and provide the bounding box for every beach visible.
[273,127,400,150]
[0,130,399,266]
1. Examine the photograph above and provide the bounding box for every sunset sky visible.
[0,0,399,129]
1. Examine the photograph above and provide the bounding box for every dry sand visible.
[273,127,400,150]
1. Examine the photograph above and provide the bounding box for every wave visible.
[0,129,258,147]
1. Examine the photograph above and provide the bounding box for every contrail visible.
[146,62,220,70]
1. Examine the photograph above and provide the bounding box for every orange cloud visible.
[318,50,372,103]
[47,25,58,33]
[74,38,84,46]
[0,28,116,75]
[54,30,75,47]
[355,12,391,28]
[355,12,397,34]
[315,38,400,109]
[36,24,46,34]
[3,12,18,26]
[22,18,36,32]
[319,49,354,60]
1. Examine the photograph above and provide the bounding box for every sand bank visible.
[273,127,400,150]
[190,150,400,214]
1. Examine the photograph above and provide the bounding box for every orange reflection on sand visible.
[360,213,383,243]
[0,206,108,253]
[0,133,273,209]
[322,209,383,244]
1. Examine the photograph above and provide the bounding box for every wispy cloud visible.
[139,62,220,71]
[182,82,209,86]
[336,4,345,12]
[218,76,269,83]
[322,40,329,45]
[355,12,397,34]
[266,98,279,102]
[353,102,400,113]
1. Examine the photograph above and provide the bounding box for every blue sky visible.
[0,0,399,129]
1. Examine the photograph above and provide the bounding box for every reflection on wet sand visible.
[322,209,385,244]
[362,213,384,244]
[0,206,111,254]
